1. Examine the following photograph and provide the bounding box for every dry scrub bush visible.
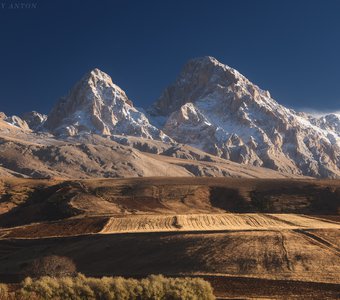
[26,255,77,278]
[19,273,216,300]
[0,284,41,300]
[0,283,8,300]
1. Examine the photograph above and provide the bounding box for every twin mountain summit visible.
[1,56,340,178]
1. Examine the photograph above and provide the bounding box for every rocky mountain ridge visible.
[149,57,340,178]
[1,56,339,178]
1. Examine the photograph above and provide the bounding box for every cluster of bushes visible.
[0,274,215,300]
[0,255,215,299]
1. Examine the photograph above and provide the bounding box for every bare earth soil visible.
[0,177,339,299]
[206,275,340,299]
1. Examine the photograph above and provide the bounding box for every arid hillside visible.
[0,177,339,227]
[0,128,299,179]
[0,177,339,299]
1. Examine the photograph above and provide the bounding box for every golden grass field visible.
[100,213,340,233]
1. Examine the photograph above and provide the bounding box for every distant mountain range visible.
[1,56,339,178]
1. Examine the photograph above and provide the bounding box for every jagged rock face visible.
[151,56,238,116]
[21,111,47,130]
[45,69,170,142]
[150,56,340,178]
[311,113,340,133]
[0,112,31,134]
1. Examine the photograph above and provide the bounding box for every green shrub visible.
[18,273,215,300]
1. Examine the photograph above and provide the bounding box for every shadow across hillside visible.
[0,178,339,228]
[0,181,82,227]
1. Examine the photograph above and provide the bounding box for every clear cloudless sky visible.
[0,0,340,115]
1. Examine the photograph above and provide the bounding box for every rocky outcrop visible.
[3,115,30,131]
[0,112,6,120]
[21,111,47,130]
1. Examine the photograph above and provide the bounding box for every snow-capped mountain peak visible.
[16,57,340,178]
[149,56,340,178]
[44,68,170,141]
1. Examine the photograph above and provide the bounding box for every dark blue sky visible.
[0,0,339,115]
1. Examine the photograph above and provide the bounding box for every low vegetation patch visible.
[0,283,9,300]
[1,274,215,300]
[25,255,77,278]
